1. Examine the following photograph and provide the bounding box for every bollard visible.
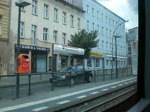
[69,72,72,87]
[16,73,20,98]
[51,72,54,91]
[28,73,31,95]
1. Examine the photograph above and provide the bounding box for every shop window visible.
[96,58,100,67]
[87,59,92,67]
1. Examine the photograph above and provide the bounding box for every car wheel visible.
[70,78,75,86]
[88,75,93,83]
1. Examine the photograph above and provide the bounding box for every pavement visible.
[0,74,51,87]
[0,75,137,112]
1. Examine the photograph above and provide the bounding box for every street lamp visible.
[15,0,30,98]
[111,20,129,79]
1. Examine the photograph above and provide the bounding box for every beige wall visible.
[0,0,10,75]
[8,0,84,73]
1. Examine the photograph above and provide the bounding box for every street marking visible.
[91,92,99,94]
[102,88,109,91]
[57,100,70,104]
[124,82,129,84]
[77,95,87,99]
[111,86,116,88]
[119,84,123,86]
[32,106,48,111]
[0,77,136,112]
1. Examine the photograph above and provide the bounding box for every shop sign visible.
[15,44,50,52]
[90,52,103,57]
[105,55,126,61]
[54,44,84,55]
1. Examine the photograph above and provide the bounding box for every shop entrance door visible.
[37,55,46,72]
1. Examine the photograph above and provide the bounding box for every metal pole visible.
[51,43,54,91]
[16,6,21,98]
[115,37,118,79]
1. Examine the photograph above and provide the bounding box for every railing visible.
[0,67,133,99]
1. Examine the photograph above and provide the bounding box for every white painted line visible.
[102,88,109,91]
[32,106,48,112]
[77,95,87,99]
[119,84,123,86]
[124,82,129,84]
[0,77,136,112]
[57,100,70,104]
[111,86,116,88]
[91,92,99,94]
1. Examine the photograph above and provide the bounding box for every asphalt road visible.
[0,77,137,112]
[0,73,129,99]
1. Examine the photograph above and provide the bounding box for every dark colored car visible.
[49,65,94,85]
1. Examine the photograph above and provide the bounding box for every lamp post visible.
[15,0,30,98]
[111,20,129,79]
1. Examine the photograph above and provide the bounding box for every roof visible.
[55,0,85,13]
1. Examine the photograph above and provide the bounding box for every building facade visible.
[8,0,84,73]
[0,0,10,75]
[127,27,138,75]
[73,0,127,69]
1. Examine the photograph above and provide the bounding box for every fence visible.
[0,67,133,99]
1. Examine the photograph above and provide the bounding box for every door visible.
[37,55,46,72]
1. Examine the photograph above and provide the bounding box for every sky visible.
[97,0,138,30]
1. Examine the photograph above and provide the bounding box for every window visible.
[102,27,104,35]
[106,42,108,50]
[106,28,108,37]
[53,30,58,43]
[102,40,104,49]
[92,8,94,16]
[62,33,66,44]
[106,16,108,23]
[109,18,111,25]
[54,8,58,22]
[97,11,99,19]
[20,22,24,38]
[0,16,2,35]
[110,30,112,37]
[96,58,100,67]
[92,23,94,30]
[44,4,48,18]
[70,15,74,27]
[86,5,89,13]
[43,28,48,41]
[62,12,66,24]
[77,18,81,30]
[97,25,100,33]
[31,25,37,45]
[21,7,25,11]
[101,13,104,21]
[32,0,37,15]
[87,20,89,30]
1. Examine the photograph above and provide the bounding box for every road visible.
[0,73,127,99]
[0,77,137,112]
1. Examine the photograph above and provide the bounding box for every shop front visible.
[88,52,103,68]
[105,55,127,69]
[15,44,50,73]
[53,44,84,71]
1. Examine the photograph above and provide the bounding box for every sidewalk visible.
[0,75,137,110]
[0,74,51,87]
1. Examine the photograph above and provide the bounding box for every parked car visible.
[49,65,94,85]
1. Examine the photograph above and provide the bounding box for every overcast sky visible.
[97,0,138,30]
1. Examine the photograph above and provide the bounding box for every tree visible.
[68,29,99,58]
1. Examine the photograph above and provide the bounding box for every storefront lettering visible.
[15,44,50,52]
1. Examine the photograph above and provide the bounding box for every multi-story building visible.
[72,0,127,69]
[127,27,138,75]
[0,0,10,75]
[8,0,84,73]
